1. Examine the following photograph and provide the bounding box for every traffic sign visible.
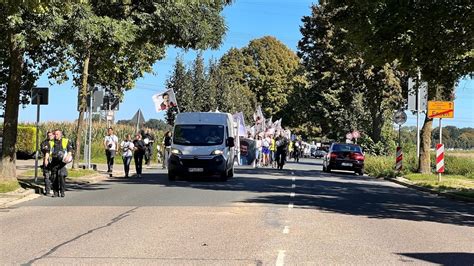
[428,101,454,118]
[393,110,407,125]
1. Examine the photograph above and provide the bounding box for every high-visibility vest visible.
[49,138,69,155]
[270,139,276,151]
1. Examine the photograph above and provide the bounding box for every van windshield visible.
[173,125,225,146]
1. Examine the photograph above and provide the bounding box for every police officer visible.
[40,131,54,196]
[49,129,73,197]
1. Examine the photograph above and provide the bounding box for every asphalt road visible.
[1,159,473,265]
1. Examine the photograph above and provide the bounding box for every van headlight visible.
[211,150,223,155]
[171,148,182,155]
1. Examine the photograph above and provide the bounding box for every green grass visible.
[0,180,21,193]
[21,169,97,179]
[404,173,474,199]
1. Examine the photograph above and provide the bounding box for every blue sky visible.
[17,0,474,128]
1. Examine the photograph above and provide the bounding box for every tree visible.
[1,0,233,179]
[241,36,301,117]
[298,4,405,144]
[143,119,171,131]
[326,0,474,172]
[0,2,69,181]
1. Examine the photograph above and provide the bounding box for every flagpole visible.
[172,88,180,113]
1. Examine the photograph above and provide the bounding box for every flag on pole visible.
[152,89,177,112]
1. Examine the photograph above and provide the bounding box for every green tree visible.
[241,36,301,117]
[298,3,404,145]
[326,0,474,172]
[191,52,208,112]
[0,2,69,180]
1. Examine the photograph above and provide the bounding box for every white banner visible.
[152,89,177,112]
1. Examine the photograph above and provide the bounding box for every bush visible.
[16,126,38,156]
[444,155,474,178]
[365,151,474,178]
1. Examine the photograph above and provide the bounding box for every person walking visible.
[255,135,263,167]
[270,136,277,168]
[104,127,118,177]
[48,130,73,197]
[262,135,271,167]
[40,131,54,196]
[162,131,172,169]
[120,134,134,178]
[275,133,289,170]
[133,133,146,177]
[143,129,154,167]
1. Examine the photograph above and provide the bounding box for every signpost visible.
[408,75,428,164]
[428,101,454,181]
[31,87,49,183]
[393,109,407,173]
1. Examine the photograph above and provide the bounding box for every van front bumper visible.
[168,154,227,176]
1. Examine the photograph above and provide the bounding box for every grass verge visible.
[404,173,474,199]
[0,180,21,193]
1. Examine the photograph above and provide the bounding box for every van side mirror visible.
[226,137,235,147]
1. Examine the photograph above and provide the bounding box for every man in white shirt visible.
[104,127,119,176]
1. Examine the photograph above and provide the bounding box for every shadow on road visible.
[102,160,474,227]
[397,252,474,265]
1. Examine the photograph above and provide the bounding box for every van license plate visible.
[341,163,352,167]
[188,168,204,172]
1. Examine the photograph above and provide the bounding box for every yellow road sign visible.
[428,101,454,118]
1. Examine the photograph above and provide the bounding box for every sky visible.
[15,0,474,129]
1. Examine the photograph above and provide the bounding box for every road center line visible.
[276,250,286,266]
[283,226,290,234]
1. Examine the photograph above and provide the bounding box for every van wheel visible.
[168,172,176,181]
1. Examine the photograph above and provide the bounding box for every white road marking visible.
[292,177,295,181]
[283,226,290,234]
[288,202,294,209]
[291,184,296,188]
[291,172,295,175]
[276,250,286,266]
[290,192,295,198]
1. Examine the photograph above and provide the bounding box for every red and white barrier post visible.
[395,146,403,172]
[436,118,444,182]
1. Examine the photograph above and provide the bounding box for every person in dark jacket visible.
[133,133,146,177]
[48,130,73,197]
[162,131,172,169]
[40,131,54,195]
[275,134,289,170]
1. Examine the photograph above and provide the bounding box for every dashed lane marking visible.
[276,250,286,266]
[290,192,295,198]
[292,177,295,181]
[291,184,296,188]
[288,202,294,209]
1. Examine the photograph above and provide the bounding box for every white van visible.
[168,112,236,181]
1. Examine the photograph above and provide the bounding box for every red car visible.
[322,143,365,175]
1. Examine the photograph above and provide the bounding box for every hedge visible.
[16,126,39,154]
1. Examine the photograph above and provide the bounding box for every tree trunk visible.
[72,50,90,169]
[0,32,23,181]
[418,115,433,173]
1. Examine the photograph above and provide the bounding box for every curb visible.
[384,176,474,203]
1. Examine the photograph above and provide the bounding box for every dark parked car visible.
[322,143,364,175]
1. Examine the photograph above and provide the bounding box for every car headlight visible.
[211,150,224,155]
[171,148,182,155]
